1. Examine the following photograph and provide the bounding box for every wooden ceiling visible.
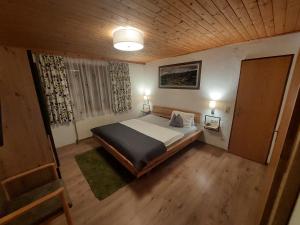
[0,0,300,63]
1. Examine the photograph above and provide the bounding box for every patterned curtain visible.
[37,54,74,125]
[108,62,132,113]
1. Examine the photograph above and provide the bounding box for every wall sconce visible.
[209,100,216,115]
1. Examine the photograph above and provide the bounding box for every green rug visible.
[75,147,134,200]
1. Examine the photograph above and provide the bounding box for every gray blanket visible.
[91,123,166,171]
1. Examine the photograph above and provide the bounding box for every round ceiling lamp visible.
[112,27,144,51]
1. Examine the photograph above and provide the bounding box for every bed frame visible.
[93,106,203,178]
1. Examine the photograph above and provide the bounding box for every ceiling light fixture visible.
[112,27,144,51]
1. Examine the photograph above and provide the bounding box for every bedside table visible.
[141,110,151,116]
[204,115,221,132]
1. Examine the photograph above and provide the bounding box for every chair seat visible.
[5,179,71,225]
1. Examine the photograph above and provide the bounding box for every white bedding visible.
[121,119,184,147]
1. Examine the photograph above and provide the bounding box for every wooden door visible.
[229,55,293,164]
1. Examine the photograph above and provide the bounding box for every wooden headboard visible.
[152,105,201,124]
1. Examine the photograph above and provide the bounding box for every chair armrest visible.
[0,187,64,225]
[1,163,58,200]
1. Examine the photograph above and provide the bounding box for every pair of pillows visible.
[169,111,195,128]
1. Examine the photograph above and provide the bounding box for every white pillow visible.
[170,110,195,128]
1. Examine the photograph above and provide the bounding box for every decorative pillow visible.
[169,114,184,128]
[171,110,195,128]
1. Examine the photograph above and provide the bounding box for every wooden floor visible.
[48,138,267,225]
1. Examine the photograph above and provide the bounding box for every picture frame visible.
[158,61,202,89]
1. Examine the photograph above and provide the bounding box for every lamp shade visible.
[113,27,144,51]
[209,100,216,109]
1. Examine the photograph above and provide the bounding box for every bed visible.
[91,106,203,178]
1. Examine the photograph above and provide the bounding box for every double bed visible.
[91,106,203,177]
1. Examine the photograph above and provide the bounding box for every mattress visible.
[139,114,199,136]
[121,119,184,147]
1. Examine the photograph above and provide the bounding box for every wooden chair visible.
[0,163,73,225]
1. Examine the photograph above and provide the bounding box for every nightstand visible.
[141,110,151,116]
[204,115,221,132]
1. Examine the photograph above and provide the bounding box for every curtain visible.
[109,62,132,113]
[65,57,112,120]
[36,54,74,125]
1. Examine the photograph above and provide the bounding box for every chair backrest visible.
[2,164,57,199]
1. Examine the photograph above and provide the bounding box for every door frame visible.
[228,54,294,164]
[261,88,300,225]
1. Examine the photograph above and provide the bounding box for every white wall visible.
[52,32,300,149]
[144,32,300,149]
[52,63,145,148]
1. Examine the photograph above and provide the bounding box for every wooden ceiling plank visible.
[184,0,237,43]
[73,4,196,52]
[133,0,212,48]
[212,0,252,40]
[154,0,223,46]
[35,1,195,57]
[151,19,212,49]
[285,0,300,32]
[99,0,212,49]
[272,0,287,34]
[171,0,229,43]
[92,1,200,51]
[117,0,216,48]
[149,11,216,49]
[122,0,246,49]
[151,16,212,49]
[167,0,224,46]
[241,0,267,37]
[257,0,275,36]
[120,0,158,18]
[0,0,299,63]
[67,0,183,50]
[180,0,234,44]
[126,0,215,49]
[226,0,258,39]
[197,0,245,42]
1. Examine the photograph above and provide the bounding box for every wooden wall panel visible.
[0,46,53,180]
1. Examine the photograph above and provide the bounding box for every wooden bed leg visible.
[59,191,73,225]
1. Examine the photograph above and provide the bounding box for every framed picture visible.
[159,61,202,89]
